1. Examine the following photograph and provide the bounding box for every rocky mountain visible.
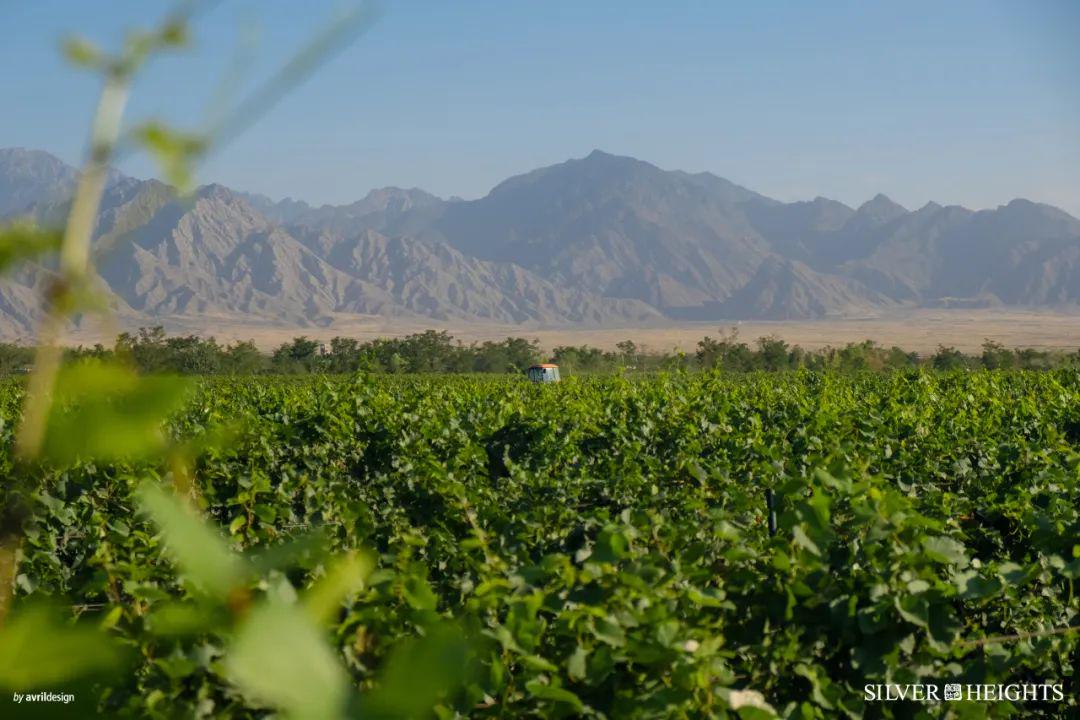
[709,256,898,321]
[242,186,443,233]
[0,148,79,216]
[1,147,1078,334]
[0,148,125,216]
[416,150,773,310]
[289,225,660,324]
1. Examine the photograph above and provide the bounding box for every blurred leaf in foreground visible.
[138,482,245,600]
[355,623,470,719]
[303,550,374,625]
[61,35,105,69]
[131,121,206,193]
[0,605,125,688]
[226,599,349,720]
[41,360,189,465]
[0,223,62,275]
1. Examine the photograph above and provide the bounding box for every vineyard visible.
[2,369,1079,718]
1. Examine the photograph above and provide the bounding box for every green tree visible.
[396,330,459,372]
[756,336,791,371]
[473,337,539,373]
[272,337,323,373]
[162,335,224,373]
[981,339,1016,369]
[0,344,34,375]
[932,345,967,370]
[615,340,638,368]
[116,325,169,372]
[551,345,611,374]
[697,330,754,371]
[222,340,266,374]
[885,345,918,369]
[1016,347,1052,370]
[327,337,361,373]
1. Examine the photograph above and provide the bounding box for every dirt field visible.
[51,309,1080,355]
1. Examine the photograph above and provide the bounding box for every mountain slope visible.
[96,185,402,325]
[715,256,897,320]
[0,148,127,217]
[0,148,79,216]
[292,227,662,323]
[2,147,1080,331]
[413,150,773,309]
[742,196,856,264]
[0,168,661,329]
[837,199,1080,306]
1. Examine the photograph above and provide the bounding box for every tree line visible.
[0,325,1077,376]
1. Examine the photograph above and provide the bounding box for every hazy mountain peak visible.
[0,148,131,217]
[572,148,662,175]
[239,192,313,224]
[0,147,70,168]
[486,149,652,199]
[989,197,1080,235]
[0,147,79,215]
[998,197,1069,219]
[196,183,237,200]
[354,186,442,208]
[860,193,905,211]
[800,196,854,216]
[853,193,908,224]
[583,148,625,162]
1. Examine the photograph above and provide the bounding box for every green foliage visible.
[0,605,125,688]
[131,121,206,192]
[138,483,244,599]
[41,360,189,465]
[0,223,62,275]
[932,345,970,371]
[10,1,1075,716]
[3,327,1079,378]
[304,551,374,624]
[111,326,268,374]
[137,481,456,719]
[1,4,480,719]
[226,599,351,720]
[0,344,34,375]
[981,340,1016,370]
[355,624,470,719]
[61,36,105,69]
[2,370,1077,716]
[697,330,756,371]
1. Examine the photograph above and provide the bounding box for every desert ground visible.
[48,309,1080,355]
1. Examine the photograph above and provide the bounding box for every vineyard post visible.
[765,488,777,537]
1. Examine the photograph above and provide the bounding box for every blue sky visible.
[2,0,1078,214]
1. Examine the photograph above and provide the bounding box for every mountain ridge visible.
[1,146,1078,335]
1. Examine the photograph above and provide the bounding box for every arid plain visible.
[53,308,1080,355]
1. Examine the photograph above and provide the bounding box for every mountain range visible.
[1,146,1079,335]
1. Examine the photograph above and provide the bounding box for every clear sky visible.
[2,0,1078,214]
